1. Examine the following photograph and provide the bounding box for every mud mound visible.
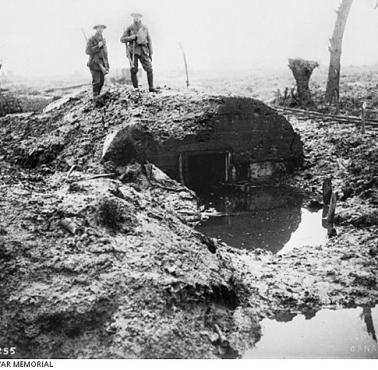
[0,86,303,183]
[0,168,258,359]
[0,87,220,171]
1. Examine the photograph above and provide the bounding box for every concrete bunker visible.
[102,94,303,190]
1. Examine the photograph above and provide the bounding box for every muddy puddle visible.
[197,187,328,254]
[244,305,378,359]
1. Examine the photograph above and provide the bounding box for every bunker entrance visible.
[183,151,229,193]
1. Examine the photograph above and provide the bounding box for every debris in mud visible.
[59,218,79,235]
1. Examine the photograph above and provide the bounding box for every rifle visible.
[125,36,136,68]
[123,26,135,69]
[132,41,136,67]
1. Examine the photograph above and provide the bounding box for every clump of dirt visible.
[96,197,132,231]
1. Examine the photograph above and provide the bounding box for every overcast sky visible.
[1,0,378,77]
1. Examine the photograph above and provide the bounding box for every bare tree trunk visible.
[325,0,353,104]
[288,58,319,106]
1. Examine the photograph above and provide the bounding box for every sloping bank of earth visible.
[0,86,377,359]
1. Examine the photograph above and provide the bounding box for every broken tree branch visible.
[214,324,228,345]
[66,165,76,179]
[75,173,118,182]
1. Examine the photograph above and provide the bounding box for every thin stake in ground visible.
[179,42,190,88]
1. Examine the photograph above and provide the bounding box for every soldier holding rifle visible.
[85,24,109,101]
[120,13,157,92]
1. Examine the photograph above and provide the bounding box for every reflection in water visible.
[198,208,301,254]
[361,307,377,342]
[197,188,328,254]
[322,204,337,238]
[278,209,327,255]
[244,306,378,359]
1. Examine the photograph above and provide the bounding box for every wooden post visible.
[179,154,184,185]
[275,89,281,105]
[322,177,333,205]
[225,152,231,182]
[179,42,190,88]
[361,101,367,134]
[284,87,288,101]
[326,192,337,224]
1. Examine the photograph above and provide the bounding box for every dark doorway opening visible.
[185,152,227,193]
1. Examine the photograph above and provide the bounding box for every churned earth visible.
[0,85,377,359]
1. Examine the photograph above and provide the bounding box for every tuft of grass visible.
[96,198,124,230]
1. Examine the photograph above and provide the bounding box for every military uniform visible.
[86,31,109,97]
[120,18,156,91]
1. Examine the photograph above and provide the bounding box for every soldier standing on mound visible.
[120,13,158,92]
[86,24,109,100]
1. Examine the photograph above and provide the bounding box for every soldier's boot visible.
[92,85,101,107]
[131,72,139,89]
[98,84,104,97]
[147,70,158,93]
[92,83,101,98]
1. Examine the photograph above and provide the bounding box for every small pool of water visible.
[244,305,378,359]
[197,188,328,254]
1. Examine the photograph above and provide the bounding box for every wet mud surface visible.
[0,85,377,358]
